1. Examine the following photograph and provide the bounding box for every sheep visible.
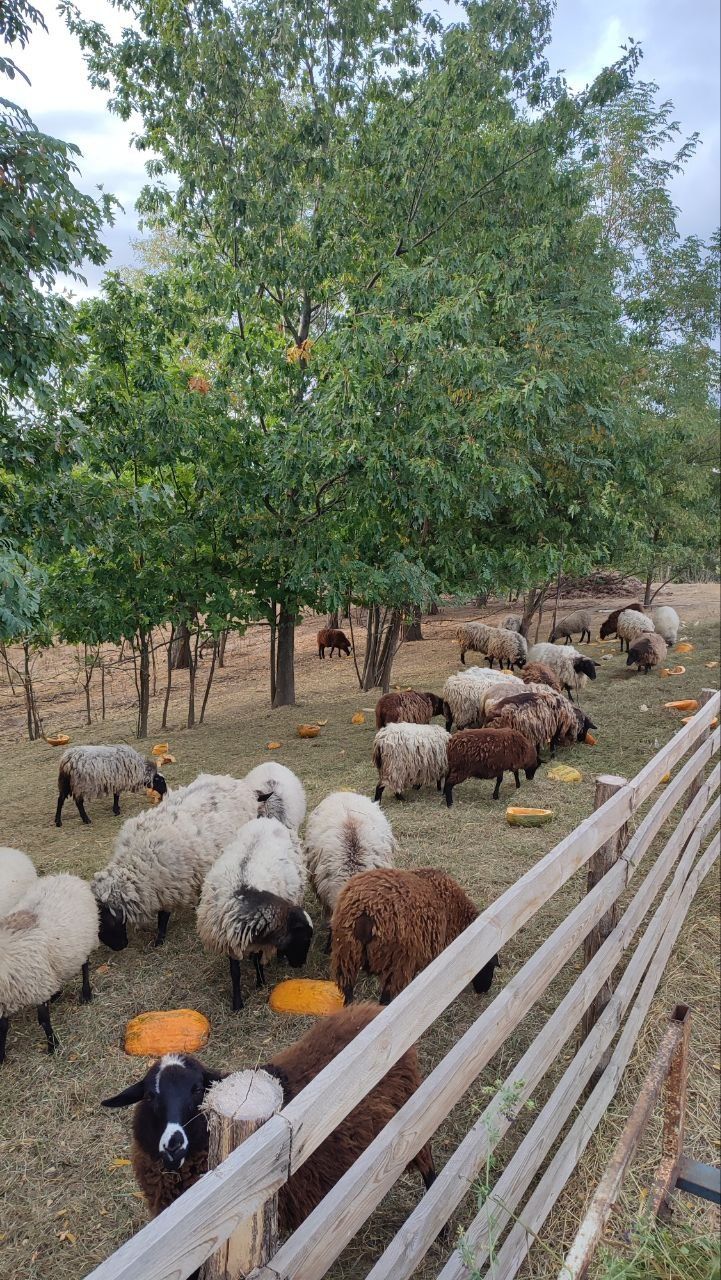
[482,627,528,670]
[304,792,396,950]
[599,602,646,640]
[317,627,351,658]
[55,745,168,827]
[456,621,492,664]
[331,868,498,1004]
[91,773,260,950]
[485,691,596,763]
[650,606,680,647]
[243,762,306,830]
[372,723,449,803]
[549,609,594,645]
[616,609,655,653]
[196,817,311,1010]
[0,873,99,1064]
[0,848,37,916]
[374,689,445,730]
[526,643,599,701]
[443,727,538,805]
[442,669,523,732]
[516,662,563,693]
[502,614,524,633]
[627,633,668,674]
[101,1004,436,1230]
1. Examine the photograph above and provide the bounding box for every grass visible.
[0,600,719,1280]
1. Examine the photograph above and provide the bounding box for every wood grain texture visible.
[683,689,717,812]
[580,776,628,1076]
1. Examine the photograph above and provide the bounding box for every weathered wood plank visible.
[580,775,628,1076]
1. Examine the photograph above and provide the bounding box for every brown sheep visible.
[599,602,646,640]
[102,1006,436,1237]
[485,691,596,763]
[626,632,668,673]
[516,662,563,693]
[331,867,498,1004]
[374,689,445,730]
[317,627,352,658]
[443,727,538,805]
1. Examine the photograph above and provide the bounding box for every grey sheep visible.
[549,609,593,644]
[626,633,668,674]
[55,745,167,827]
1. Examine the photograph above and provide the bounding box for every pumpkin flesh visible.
[124,1008,210,1056]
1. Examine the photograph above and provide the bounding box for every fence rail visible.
[85,689,721,1280]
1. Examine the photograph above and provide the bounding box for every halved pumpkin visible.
[583,732,597,746]
[45,733,70,747]
[267,741,282,750]
[152,742,169,756]
[297,724,321,738]
[705,661,718,669]
[269,979,344,1016]
[124,1008,210,1056]
[506,806,554,827]
[547,764,583,782]
[664,699,700,712]
[351,712,366,725]
[660,666,686,677]
[660,772,672,785]
[146,788,163,805]
[675,643,694,655]
[682,715,719,727]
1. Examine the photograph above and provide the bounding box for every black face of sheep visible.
[472,953,499,994]
[102,1055,223,1171]
[151,772,168,798]
[98,904,128,951]
[573,657,599,681]
[276,909,314,969]
[426,693,445,718]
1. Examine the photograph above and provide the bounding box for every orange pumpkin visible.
[267,741,282,750]
[146,788,162,804]
[45,733,70,746]
[269,979,345,1016]
[124,1008,211,1056]
[674,643,694,655]
[297,724,321,738]
[664,699,700,712]
[506,807,554,827]
[152,742,169,756]
[351,712,366,725]
[583,732,597,746]
[660,666,686,677]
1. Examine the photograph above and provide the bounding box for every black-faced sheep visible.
[55,745,167,827]
[443,727,538,805]
[650,606,680,647]
[617,609,655,653]
[196,816,312,1010]
[304,791,396,950]
[599,602,646,640]
[526,643,599,701]
[374,689,445,730]
[317,627,352,658]
[91,774,259,950]
[243,762,306,830]
[101,1004,436,1229]
[331,868,498,1003]
[372,723,449,803]
[482,627,528,670]
[0,873,98,1064]
[517,662,563,693]
[485,691,596,763]
[549,609,594,644]
[627,633,668,673]
[0,847,37,916]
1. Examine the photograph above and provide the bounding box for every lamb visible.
[442,669,523,732]
[317,627,352,658]
[101,1004,436,1230]
[482,627,528,670]
[372,723,449,803]
[485,691,596,763]
[91,773,259,950]
[0,873,98,1064]
[331,868,498,1003]
[456,621,492,664]
[304,792,396,948]
[526,643,599,700]
[616,609,655,653]
[374,689,445,730]
[650,606,680,647]
[502,614,524,633]
[627,633,668,674]
[599,602,646,640]
[516,662,563,693]
[443,727,538,805]
[55,744,168,827]
[549,609,594,644]
[196,817,311,1010]
[243,762,306,830]
[0,848,37,916]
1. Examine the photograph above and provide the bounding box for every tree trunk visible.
[269,603,277,705]
[403,604,423,642]
[521,583,550,640]
[643,566,654,608]
[473,592,489,608]
[162,624,174,730]
[170,621,191,670]
[82,643,93,725]
[273,603,296,707]
[551,567,563,636]
[101,661,106,720]
[199,640,218,724]
[1,642,18,695]
[361,605,381,690]
[218,629,228,668]
[22,642,42,741]
[377,610,402,691]
[327,609,339,628]
[187,625,201,728]
[136,630,151,739]
[428,601,440,616]
[361,607,402,691]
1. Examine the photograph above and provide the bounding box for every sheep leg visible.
[445,716,453,733]
[443,781,454,808]
[74,794,91,825]
[413,783,421,790]
[80,960,93,1004]
[54,775,71,827]
[324,927,333,955]
[153,910,171,947]
[415,1144,437,1192]
[0,1016,8,1065]
[373,783,385,804]
[229,957,244,1011]
[379,986,392,1005]
[252,953,266,988]
[513,770,521,789]
[492,774,503,800]
[436,777,443,791]
[459,649,466,664]
[112,792,121,815]
[394,791,405,801]
[37,1002,59,1054]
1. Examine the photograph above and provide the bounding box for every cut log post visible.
[579,775,628,1085]
[200,1070,284,1280]
[684,689,717,811]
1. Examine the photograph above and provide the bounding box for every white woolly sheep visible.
[305,792,396,949]
[616,609,655,653]
[372,723,449,804]
[650,606,680,647]
[91,773,260,950]
[549,609,594,644]
[526,643,599,701]
[0,848,37,916]
[197,817,311,1010]
[442,669,523,731]
[55,745,168,827]
[0,873,99,1064]
[456,621,492,664]
[243,762,306,830]
[502,614,524,633]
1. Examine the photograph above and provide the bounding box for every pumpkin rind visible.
[506,807,554,827]
[674,643,694,654]
[547,764,583,782]
[124,1008,211,1056]
[351,712,365,725]
[664,699,700,712]
[297,724,321,738]
[269,979,345,1016]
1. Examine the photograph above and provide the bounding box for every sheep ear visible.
[203,1068,225,1088]
[593,661,600,668]
[102,1079,146,1108]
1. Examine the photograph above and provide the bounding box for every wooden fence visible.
[85,690,721,1280]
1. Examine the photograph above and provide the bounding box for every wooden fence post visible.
[579,775,628,1083]
[200,1070,284,1280]
[684,689,717,810]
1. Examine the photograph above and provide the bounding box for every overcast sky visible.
[13,0,720,294]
